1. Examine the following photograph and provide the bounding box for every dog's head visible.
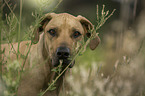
[32,13,100,67]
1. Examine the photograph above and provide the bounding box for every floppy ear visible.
[77,15,100,50]
[32,13,56,44]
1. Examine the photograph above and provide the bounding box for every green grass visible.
[76,46,105,66]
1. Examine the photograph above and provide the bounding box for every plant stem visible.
[4,0,19,23]
[0,20,1,77]
[41,38,91,96]
[96,9,116,30]
[22,42,32,72]
[17,0,23,59]
[16,41,32,95]
[133,0,137,22]
[137,37,145,55]
[50,0,63,12]
[96,5,99,21]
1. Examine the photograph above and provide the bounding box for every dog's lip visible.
[52,57,60,67]
[51,54,74,68]
[58,57,69,60]
[62,59,75,68]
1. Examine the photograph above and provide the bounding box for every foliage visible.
[3,0,145,96]
[0,0,65,95]
[40,5,115,96]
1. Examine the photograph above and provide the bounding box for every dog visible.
[1,13,100,96]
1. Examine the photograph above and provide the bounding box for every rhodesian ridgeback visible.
[1,13,100,96]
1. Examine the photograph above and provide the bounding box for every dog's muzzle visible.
[56,47,70,59]
[52,47,75,68]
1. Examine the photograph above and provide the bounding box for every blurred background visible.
[0,0,145,96]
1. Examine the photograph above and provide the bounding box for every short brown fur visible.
[1,13,100,96]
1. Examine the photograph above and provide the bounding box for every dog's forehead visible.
[47,14,84,31]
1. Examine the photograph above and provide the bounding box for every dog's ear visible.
[77,15,100,50]
[32,13,56,44]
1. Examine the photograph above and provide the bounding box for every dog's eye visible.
[73,31,81,38]
[47,29,56,37]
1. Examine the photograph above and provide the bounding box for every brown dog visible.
[1,13,100,96]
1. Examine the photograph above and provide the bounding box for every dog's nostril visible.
[57,52,62,56]
[64,52,69,57]
[57,52,69,57]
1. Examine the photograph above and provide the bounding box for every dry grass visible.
[63,10,145,96]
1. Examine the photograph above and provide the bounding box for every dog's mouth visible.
[52,57,75,68]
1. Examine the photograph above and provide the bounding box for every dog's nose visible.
[56,47,70,59]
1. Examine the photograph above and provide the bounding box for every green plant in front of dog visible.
[1,0,24,95]
[0,1,21,95]
[51,61,63,75]
[96,5,116,30]
[40,5,115,96]
[1,0,64,95]
[2,60,21,96]
[1,0,115,95]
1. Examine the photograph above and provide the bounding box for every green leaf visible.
[48,82,56,91]
[0,48,5,54]
[51,68,57,72]
[49,86,56,91]
[20,54,26,59]
[25,43,30,46]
